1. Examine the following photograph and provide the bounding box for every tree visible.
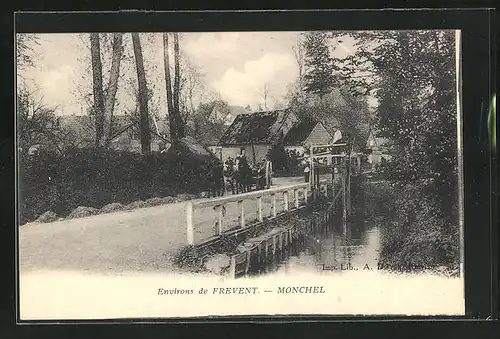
[162,33,176,142]
[173,33,185,138]
[267,141,288,173]
[374,31,458,219]
[16,34,39,73]
[303,32,338,97]
[286,86,370,150]
[179,55,205,129]
[291,34,305,86]
[163,33,186,151]
[191,100,229,146]
[17,87,58,154]
[339,30,460,270]
[261,83,269,110]
[131,33,151,154]
[90,33,106,148]
[102,33,123,146]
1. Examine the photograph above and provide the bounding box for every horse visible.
[235,156,253,193]
[223,160,237,195]
[206,162,224,198]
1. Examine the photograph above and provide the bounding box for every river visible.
[247,213,383,277]
[280,220,381,275]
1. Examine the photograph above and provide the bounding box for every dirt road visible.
[19,176,312,274]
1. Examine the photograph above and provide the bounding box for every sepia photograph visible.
[17,29,465,320]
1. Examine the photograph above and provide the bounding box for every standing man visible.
[303,160,310,183]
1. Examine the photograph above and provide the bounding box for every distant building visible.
[216,108,338,165]
[282,116,337,154]
[365,128,392,169]
[56,114,171,153]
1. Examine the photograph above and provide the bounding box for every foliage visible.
[18,148,220,224]
[16,87,64,154]
[302,32,338,97]
[376,185,460,273]
[16,34,39,71]
[287,86,371,150]
[187,100,229,146]
[341,30,460,271]
[266,142,289,173]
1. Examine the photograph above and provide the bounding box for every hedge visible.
[18,148,219,224]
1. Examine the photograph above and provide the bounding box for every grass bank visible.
[362,179,460,276]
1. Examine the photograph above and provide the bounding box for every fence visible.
[185,181,329,246]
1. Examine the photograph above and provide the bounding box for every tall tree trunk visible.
[131,33,151,154]
[103,33,123,146]
[163,33,177,146]
[173,33,185,138]
[90,33,105,148]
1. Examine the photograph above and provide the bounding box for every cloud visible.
[38,64,78,111]
[183,32,247,60]
[211,52,296,107]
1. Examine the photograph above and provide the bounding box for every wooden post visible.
[310,145,315,199]
[342,156,347,238]
[257,196,263,222]
[332,173,336,209]
[271,194,277,217]
[265,161,271,189]
[264,239,269,271]
[278,233,283,260]
[186,202,194,245]
[283,191,289,211]
[245,251,251,276]
[215,204,224,235]
[347,157,352,216]
[238,200,245,228]
[251,141,256,166]
[229,256,236,279]
[294,189,299,209]
[303,187,308,204]
[257,244,262,271]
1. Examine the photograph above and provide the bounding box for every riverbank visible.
[362,179,461,276]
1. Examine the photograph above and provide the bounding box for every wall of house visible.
[304,123,333,146]
[220,145,270,165]
[368,150,392,169]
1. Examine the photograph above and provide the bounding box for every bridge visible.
[180,143,358,277]
[19,144,357,277]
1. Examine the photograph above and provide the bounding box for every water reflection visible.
[249,216,381,277]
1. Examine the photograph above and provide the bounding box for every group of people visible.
[221,155,269,195]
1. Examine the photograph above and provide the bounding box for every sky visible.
[18,32,356,116]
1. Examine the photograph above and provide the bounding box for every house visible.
[365,128,392,169]
[282,116,339,154]
[56,113,171,153]
[216,108,337,165]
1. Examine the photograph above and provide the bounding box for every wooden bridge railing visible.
[185,180,329,246]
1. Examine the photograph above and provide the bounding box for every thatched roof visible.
[218,109,300,146]
[282,117,318,146]
[171,136,219,163]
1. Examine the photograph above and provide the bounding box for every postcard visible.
[17,28,465,320]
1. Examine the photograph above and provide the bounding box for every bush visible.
[18,148,219,223]
[374,183,460,273]
[34,211,58,223]
[67,206,99,219]
[100,202,124,214]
